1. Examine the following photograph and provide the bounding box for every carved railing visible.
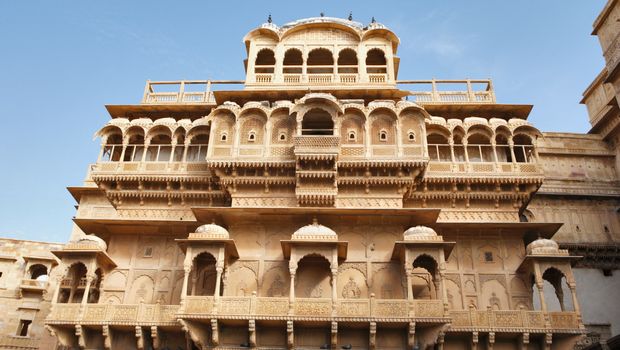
[20,278,48,291]
[400,79,496,104]
[141,80,244,105]
[47,303,179,325]
[0,336,38,349]
[449,310,580,330]
[91,161,212,175]
[294,136,341,158]
[426,161,543,176]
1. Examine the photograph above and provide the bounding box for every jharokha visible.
[8,12,619,350]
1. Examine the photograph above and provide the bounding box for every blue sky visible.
[0,1,606,242]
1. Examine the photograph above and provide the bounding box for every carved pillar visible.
[265,122,273,157]
[487,332,495,350]
[182,138,190,162]
[287,321,294,350]
[331,321,338,349]
[102,325,112,350]
[169,140,177,163]
[97,140,106,162]
[491,140,498,163]
[544,333,552,350]
[568,282,583,325]
[449,139,455,162]
[405,266,414,301]
[81,274,95,307]
[437,331,445,350]
[119,140,128,162]
[509,139,516,163]
[141,139,151,162]
[181,263,191,300]
[76,325,86,350]
[51,274,63,306]
[249,320,256,348]
[331,267,338,315]
[463,140,470,163]
[518,333,529,350]
[151,326,160,350]
[289,266,296,314]
[136,326,145,350]
[471,331,479,350]
[369,322,377,350]
[438,251,449,313]
[365,120,372,157]
[211,319,219,346]
[407,321,416,349]
[214,264,224,311]
[233,123,241,157]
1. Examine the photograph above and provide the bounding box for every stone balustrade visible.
[0,336,39,349]
[427,161,543,177]
[47,303,179,326]
[449,310,581,331]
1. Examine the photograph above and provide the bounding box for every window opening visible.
[17,320,31,337]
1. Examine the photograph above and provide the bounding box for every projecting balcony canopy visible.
[175,222,239,258]
[391,226,456,261]
[51,236,116,270]
[281,219,348,259]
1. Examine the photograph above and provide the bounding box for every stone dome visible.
[403,226,438,240]
[526,238,560,255]
[195,223,230,239]
[292,219,337,240]
[75,235,107,251]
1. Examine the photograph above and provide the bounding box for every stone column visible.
[491,141,498,163]
[463,140,470,163]
[141,139,151,163]
[331,268,338,315]
[405,266,414,301]
[396,119,403,157]
[182,139,190,162]
[169,140,177,163]
[120,140,129,162]
[289,266,296,314]
[509,139,516,163]
[449,139,455,162]
[180,264,191,309]
[568,282,582,324]
[51,274,63,305]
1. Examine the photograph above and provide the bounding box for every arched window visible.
[427,133,450,162]
[347,130,357,142]
[467,133,493,162]
[146,132,172,162]
[248,131,256,142]
[366,48,387,74]
[29,264,48,285]
[338,48,358,73]
[192,252,218,296]
[254,48,275,73]
[295,254,332,298]
[307,48,334,74]
[283,49,303,74]
[513,134,534,163]
[379,129,388,142]
[495,134,512,162]
[220,133,228,142]
[407,130,416,142]
[125,133,145,162]
[186,132,209,162]
[302,109,334,136]
[412,255,439,299]
[100,130,123,162]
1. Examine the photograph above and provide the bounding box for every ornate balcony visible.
[46,303,179,326]
[179,295,446,321]
[141,80,242,105]
[449,309,581,333]
[19,278,48,293]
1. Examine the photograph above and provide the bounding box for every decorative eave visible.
[91,174,217,182]
[175,237,239,258]
[22,255,59,266]
[51,249,117,270]
[422,175,544,184]
[338,159,427,168]
[280,239,348,260]
[517,254,583,272]
[207,160,296,168]
[391,240,456,260]
[67,186,103,203]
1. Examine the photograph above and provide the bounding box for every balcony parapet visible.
[294,135,341,157]
[400,79,496,105]
[141,80,243,105]
[179,296,446,322]
[0,336,38,350]
[19,278,48,292]
[46,303,179,326]
[449,309,582,333]
[90,162,214,181]
[426,161,544,181]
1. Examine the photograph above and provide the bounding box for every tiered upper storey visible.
[86,16,543,222]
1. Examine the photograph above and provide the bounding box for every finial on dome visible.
[348,12,353,21]
[312,217,319,225]
[371,16,376,23]
[267,13,272,24]
[320,12,325,17]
